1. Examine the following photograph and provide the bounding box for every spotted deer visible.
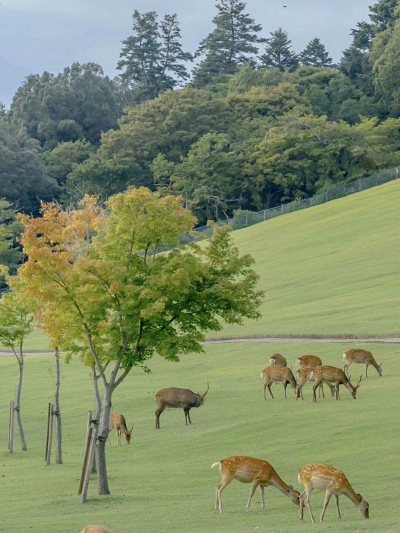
[297,355,322,368]
[155,383,209,429]
[212,456,300,513]
[80,527,115,533]
[343,348,382,377]
[310,366,362,402]
[298,463,369,523]
[295,367,335,400]
[261,366,297,399]
[269,353,287,367]
[108,413,133,447]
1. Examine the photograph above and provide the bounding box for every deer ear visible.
[287,485,293,491]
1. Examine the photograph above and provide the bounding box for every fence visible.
[189,167,399,238]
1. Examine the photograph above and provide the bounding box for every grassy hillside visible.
[216,179,400,337]
[0,341,397,533]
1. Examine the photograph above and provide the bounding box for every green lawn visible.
[0,341,397,532]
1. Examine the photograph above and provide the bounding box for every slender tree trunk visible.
[54,348,63,464]
[15,346,27,451]
[97,385,112,495]
[92,368,102,475]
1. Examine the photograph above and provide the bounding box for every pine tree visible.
[300,38,333,68]
[260,28,299,72]
[192,0,264,87]
[118,11,191,101]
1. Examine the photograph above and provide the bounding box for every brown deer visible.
[108,413,133,447]
[297,355,322,368]
[269,353,287,367]
[343,348,382,377]
[261,366,297,399]
[298,463,369,523]
[295,367,335,400]
[212,456,300,513]
[310,366,362,402]
[155,382,209,429]
[80,527,115,533]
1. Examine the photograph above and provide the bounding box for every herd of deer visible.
[84,348,380,532]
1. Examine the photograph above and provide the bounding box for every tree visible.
[11,63,133,150]
[118,11,192,101]
[193,0,264,87]
[18,189,263,496]
[260,28,299,72]
[0,276,35,452]
[44,140,94,185]
[300,38,333,68]
[372,15,400,107]
[0,117,60,213]
[0,200,24,287]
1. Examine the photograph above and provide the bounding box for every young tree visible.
[300,38,333,68]
[18,189,263,496]
[0,276,35,452]
[118,11,192,101]
[193,0,264,87]
[260,28,299,72]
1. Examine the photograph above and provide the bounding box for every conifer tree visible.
[193,0,264,87]
[260,28,299,72]
[300,38,333,67]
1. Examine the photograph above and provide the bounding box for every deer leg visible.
[283,382,288,399]
[320,384,325,398]
[365,364,368,378]
[155,407,165,429]
[216,478,232,513]
[312,380,322,403]
[334,494,342,520]
[305,489,315,523]
[187,409,192,424]
[184,407,191,425]
[117,429,121,447]
[320,490,332,522]
[259,485,266,510]
[246,479,259,511]
[335,382,340,400]
[267,382,274,399]
[345,362,352,377]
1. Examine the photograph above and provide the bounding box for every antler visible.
[356,375,362,387]
[203,381,209,397]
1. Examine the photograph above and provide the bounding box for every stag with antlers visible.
[155,382,209,428]
[310,366,362,402]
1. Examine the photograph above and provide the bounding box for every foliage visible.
[372,17,400,108]
[260,28,299,71]
[118,11,192,101]
[299,38,333,68]
[43,140,95,185]
[193,0,264,87]
[0,200,24,288]
[11,63,133,149]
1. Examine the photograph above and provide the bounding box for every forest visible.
[1,0,400,277]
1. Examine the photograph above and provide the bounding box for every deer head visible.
[286,484,301,506]
[357,494,369,519]
[125,425,134,444]
[377,362,383,377]
[198,381,209,406]
[348,375,362,399]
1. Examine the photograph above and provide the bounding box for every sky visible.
[0,0,372,108]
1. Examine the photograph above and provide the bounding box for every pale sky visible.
[0,0,371,107]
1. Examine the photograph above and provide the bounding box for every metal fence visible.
[189,167,399,238]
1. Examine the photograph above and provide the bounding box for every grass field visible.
[0,341,398,533]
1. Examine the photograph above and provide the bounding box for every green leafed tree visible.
[18,189,263,496]
[299,38,333,68]
[0,200,24,285]
[118,11,192,101]
[192,0,264,87]
[43,140,95,185]
[260,28,299,72]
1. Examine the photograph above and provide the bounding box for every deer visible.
[343,348,382,377]
[212,456,300,513]
[298,463,369,523]
[295,367,335,400]
[261,366,297,399]
[155,382,209,429]
[108,412,133,447]
[80,527,115,533]
[309,366,362,402]
[269,353,287,367]
[297,355,322,368]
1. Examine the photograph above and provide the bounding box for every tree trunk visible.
[54,348,63,464]
[92,368,102,474]
[15,353,27,451]
[97,385,112,495]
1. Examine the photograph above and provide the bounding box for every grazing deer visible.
[269,353,287,367]
[310,366,362,402]
[155,382,209,429]
[343,348,382,377]
[297,355,322,368]
[298,463,369,523]
[212,456,300,513]
[108,413,133,447]
[80,527,114,533]
[261,366,297,399]
[295,367,335,400]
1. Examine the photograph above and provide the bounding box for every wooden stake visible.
[81,419,99,503]
[45,403,52,461]
[78,411,93,495]
[46,403,54,466]
[8,401,15,454]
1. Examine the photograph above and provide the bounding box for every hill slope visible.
[217,179,400,337]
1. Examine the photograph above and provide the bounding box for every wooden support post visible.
[46,403,54,466]
[78,411,93,495]
[8,401,15,454]
[81,418,99,503]
[45,403,51,461]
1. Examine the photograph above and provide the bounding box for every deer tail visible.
[211,461,222,470]
[342,353,347,361]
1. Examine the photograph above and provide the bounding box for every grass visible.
[0,341,398,533]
